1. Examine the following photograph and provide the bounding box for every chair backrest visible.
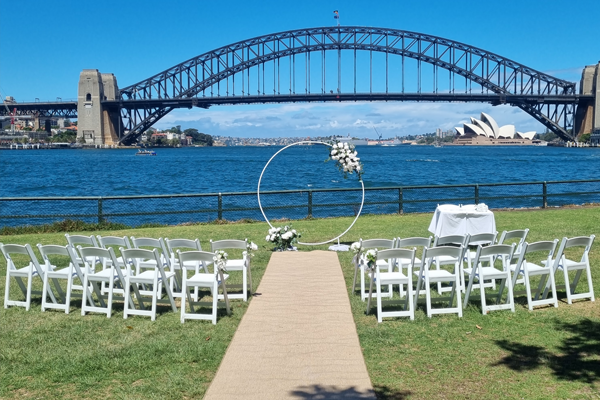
[377,248,416,271]
[210,239,248,251]
[0,243,44,275]
[473,243,515,270]
[78,246,120,272]
[177,250,216,272]
[433,234,468,247]
[553,235,595,267]
[65,234,99,248]
[422,245,464,271]
[523,240,558,255]
[121,248,163,273]
[396,236,431,249]
[166,238,202,253]
[359,238,396,250]
[497,229,529,251]
[468,232,497,246]
[97,235,132,250]
[131,236,169,262]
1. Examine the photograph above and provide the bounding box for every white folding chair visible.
[463,243,516,314]
[352,238,396,301]
[65,234,99,264]
[79,246,136,318]
[165,238,206,300]
[414,246,464,318]
[97,235,132,268]
[395,237,431,297]
[37,244,91,314]
[121,248,177,321]
[432,234,469,293]
[2,243,55,311]
[497,229,529,284]
[210,239,252,301]
[542,235,595,304]
[463,232,498,290]
[131,237,171,296]
[509,240,558,311]
[366,248,416,322]
[178,250,231,324]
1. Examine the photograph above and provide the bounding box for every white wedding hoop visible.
[257,141,365,246]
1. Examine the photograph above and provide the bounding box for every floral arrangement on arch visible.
[327,141,363,180]
[266,225,301,251]
[213,250,228,272]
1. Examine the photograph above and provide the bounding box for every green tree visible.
[183,128,213,146]
[579,133,591,143]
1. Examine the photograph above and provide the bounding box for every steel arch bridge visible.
[110,26,578,145]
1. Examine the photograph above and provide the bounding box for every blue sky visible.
[1,0,598,138]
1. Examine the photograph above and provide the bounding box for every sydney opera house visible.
[453,113,539,145]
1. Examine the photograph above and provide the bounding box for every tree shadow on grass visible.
[493,318,600,385]
[289,384,412,399]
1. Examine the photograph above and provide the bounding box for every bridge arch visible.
[117,26,577,144]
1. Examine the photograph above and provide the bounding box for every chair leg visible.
[123,278,131,319]
[41,272,50,312]
[180,284,188,324]
[25,271,34,311]
[524,272,534,311]
[242,268,247,302]
[211,281,218,325]
[479,275,487,315]
[425,275,432,318]
[376,278,383,323]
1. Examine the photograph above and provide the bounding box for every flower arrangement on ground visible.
[245,242,258,258]
[213,250,228,272]
[266,225,301,251]
[360,248,378,271]
[327,141,364,180]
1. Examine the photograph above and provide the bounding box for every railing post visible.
[98,198,104,224]
[542,182,547,208]
[307,190,313,218]
[398,188,404,214]
[475,184,479,204]
[218,193,223,220]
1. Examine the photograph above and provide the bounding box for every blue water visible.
[1,145,600,197]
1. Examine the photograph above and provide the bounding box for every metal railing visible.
[1,179,600,228]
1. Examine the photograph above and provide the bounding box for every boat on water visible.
[136,149,157,156]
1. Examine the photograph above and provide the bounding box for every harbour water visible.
[1,145,600,198]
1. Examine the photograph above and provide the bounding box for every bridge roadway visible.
[2,92,591,117]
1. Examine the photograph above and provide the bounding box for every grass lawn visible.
[1,207,599,399]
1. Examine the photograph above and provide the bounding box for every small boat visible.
[136,149,157,156]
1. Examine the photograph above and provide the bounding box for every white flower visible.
[331,149,337,155]
[251,243,258,251]
[343,143,349,149]
[292,229,297,234]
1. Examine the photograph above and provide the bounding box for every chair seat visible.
[378,271,409,284]
[89,268,128,280]
[541,258,586,270]
[436,255,459,264]
[188,273,229,285]
[398,257,421,266]
[463,266,508,280]
[224,259,245,270]
[510,262,549,276]
[131,270,175,283]
[46,266,78,279]
[425,269,455,281]
[9,264,49,277]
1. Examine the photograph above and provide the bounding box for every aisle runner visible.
[203,250,375,400]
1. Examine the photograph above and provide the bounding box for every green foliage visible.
[50,130,77,143]
[184,128,213,146]
[539,131,558,142]
[579,133,591,143]
[0,219,130,235]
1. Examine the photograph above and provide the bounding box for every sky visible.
[1,0,598,138]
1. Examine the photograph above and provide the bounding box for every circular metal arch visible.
[256,141,365,246]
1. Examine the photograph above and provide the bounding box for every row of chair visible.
[353,230,595,322]
[2,234,253,324]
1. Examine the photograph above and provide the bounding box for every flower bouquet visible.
[266,225,301,251]
[360,248,378,271]
[213,250,228,272]
[328,141,363,180]
[245,242,258,258]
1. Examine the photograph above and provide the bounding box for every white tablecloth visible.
[428,204,496,237]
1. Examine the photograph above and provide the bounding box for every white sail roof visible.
[481,112,500,138]
[517,131,536,140]
[498,125,515,139]
[473,118,495,138]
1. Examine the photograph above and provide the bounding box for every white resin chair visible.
[210,239,252,301]
[395,237,431,296]
[463,232,498,290]
[79,246,136,318]
[121,248,177,321]
[178,250,231,324]
[414,245,464,318]
[65,234,99,264]
[366,248,416,322]
[130,237,171,296]
[497,229,529,284]
[509,240,558,311]
[542,235,595,304]
[37,244,92,314]
[2,243,55,311]
[165,238,206,299]
[97,235,133,267]
[352,238,396,301]
[432,234,469,293]
[463,243,516,314]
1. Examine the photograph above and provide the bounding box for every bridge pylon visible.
[575,62,600,142]
[77,69,121,146]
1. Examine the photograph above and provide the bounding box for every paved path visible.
[204,250,376,400]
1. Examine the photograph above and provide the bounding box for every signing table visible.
[428,204,496,237]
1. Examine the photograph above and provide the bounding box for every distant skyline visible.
[1,0,598,138]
